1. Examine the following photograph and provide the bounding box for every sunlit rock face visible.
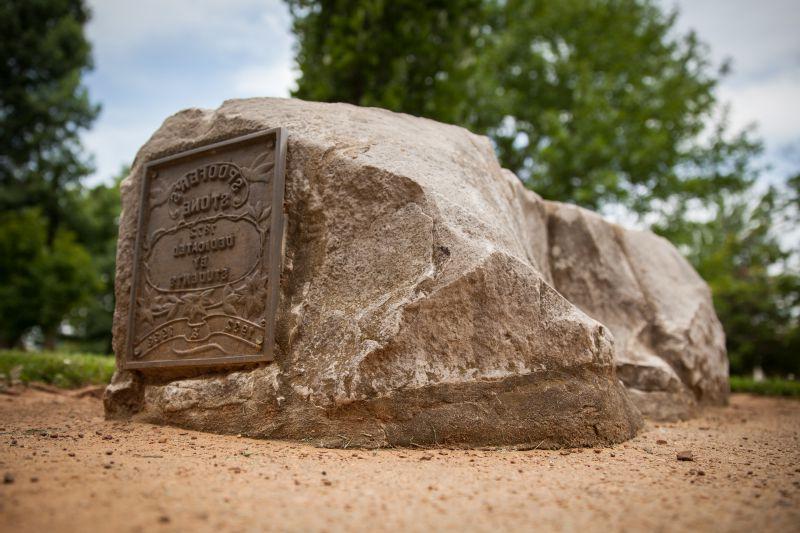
[105,98,727,446]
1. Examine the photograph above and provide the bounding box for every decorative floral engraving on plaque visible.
[125,129,286,369]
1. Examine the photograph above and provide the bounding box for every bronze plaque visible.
[124,129,286,369]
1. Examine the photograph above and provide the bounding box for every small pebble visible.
[677,450,694,461]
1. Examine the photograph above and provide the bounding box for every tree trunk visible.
[43,330,57,351]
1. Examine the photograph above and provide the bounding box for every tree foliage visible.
[0,171,121,351]
[484,1,764,211]
[0,0,100,242]
[61,170,124,353]
[0,0,112,350]
[655,180,800,375]
[288,0,759,213]
[289,0,487,126]
[0,208,96,347]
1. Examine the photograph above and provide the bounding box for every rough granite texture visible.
[105,98,727,447]
[545,202,728,420]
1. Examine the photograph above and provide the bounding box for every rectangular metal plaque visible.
[124,128,286,370]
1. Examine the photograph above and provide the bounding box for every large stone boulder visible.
[105,98,725,446]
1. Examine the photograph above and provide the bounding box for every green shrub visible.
[729,376,800,397]
[0,350,114,389]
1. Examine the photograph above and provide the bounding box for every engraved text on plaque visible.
[125,129,286,369]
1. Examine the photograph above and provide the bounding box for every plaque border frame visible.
[123,128,287,370]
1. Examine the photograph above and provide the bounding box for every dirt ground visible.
[0,390,798,533]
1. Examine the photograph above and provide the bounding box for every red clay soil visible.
[0,389,798,533]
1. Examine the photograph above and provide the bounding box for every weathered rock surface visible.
[545,203,728,419]
[106,98,726,446]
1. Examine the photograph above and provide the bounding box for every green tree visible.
[655,182,800,376]
[289,0,487,126]
[0,0,101,349]
[287,0,758,213]
[62,168,125,353]
[478,1,761,211]
[0,208,96,348]
[0,0,99,242]
[0,209,44,347]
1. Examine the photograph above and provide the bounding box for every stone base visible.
[107,365,641,448]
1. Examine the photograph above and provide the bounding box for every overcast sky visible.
[83,0,800,188]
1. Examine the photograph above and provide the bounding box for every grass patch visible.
[0,350,115,389]
[730,375,800,397]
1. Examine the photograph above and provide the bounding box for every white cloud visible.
[232,63,296,98]
[664,0,800,177]
[719,70,800,146]
[83,116,158,185]
[87,0,291,53]
[665,0,800,80]
[82,0,297,184]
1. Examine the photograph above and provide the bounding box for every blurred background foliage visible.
[0,0,797,378]
[0,0,117,353]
